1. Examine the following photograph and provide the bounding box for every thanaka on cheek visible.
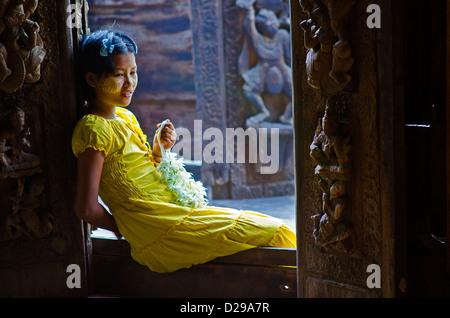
[99,77,120,94]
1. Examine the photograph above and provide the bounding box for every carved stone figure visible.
[0,0,46,93]
[255,0,290,28]
[299,0,354,96]
[0,107,40,178]
[237,0,293,126]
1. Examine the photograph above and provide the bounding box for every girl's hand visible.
[152,119,177,155]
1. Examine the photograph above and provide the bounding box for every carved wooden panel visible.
[0,0,49,243]
[0,0,46,94]
[299,0,355,254]
[292,0,406,297]
[0,0,88,297]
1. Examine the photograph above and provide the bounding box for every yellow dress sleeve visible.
[72,115,112,158]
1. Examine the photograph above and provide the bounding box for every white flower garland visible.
[156,121,208,208]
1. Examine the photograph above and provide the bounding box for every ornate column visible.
[293,0,406,297]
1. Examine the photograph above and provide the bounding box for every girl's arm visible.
[74,147,121,238]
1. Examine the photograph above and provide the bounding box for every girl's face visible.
[91,52,138,107]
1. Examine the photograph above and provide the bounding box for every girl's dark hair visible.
[79,29,138,102]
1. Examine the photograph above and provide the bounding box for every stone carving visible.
[299,0,355,253]
[237,0,293,126]
[254,0,290,25]
[0,0,46,94]
[299,0,354,96]
[190,0,230,190]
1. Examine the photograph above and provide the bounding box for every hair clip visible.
[100,38,114,57]
[117,33,138,55]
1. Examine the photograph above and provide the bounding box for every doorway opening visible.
[80,0,298,298]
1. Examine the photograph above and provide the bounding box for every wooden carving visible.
[0,0,46,94]
[300,0,354,253]
[310,96,352,252]
[6,176,52,239]
[0,106,40,178]
[0,106,47,240]
[299,0,354,96]
[0,1,48,241]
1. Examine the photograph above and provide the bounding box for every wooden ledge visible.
[92,237,296,267]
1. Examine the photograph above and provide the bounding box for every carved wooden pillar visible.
[0,0,89,297]
[292,0,407,297]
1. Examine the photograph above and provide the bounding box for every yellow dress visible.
[72,107,296,273]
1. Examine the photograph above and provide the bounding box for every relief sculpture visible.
[6,176,52,239]
[0,106,49,240]
[300,0,354,96]
[300,0,355,253]
[237,0,293,126]
[0,0,46,94]
[310,96,352,251]
[0,106,40,178]
[0,0,50,240]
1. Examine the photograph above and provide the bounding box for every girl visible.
[72,29,296,273]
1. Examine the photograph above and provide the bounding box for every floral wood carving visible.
[0,0,46,94]
[300,0,355,253]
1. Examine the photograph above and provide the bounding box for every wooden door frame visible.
[447,0,450,274]
[377,0,407,297]
[83,0,298,297]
